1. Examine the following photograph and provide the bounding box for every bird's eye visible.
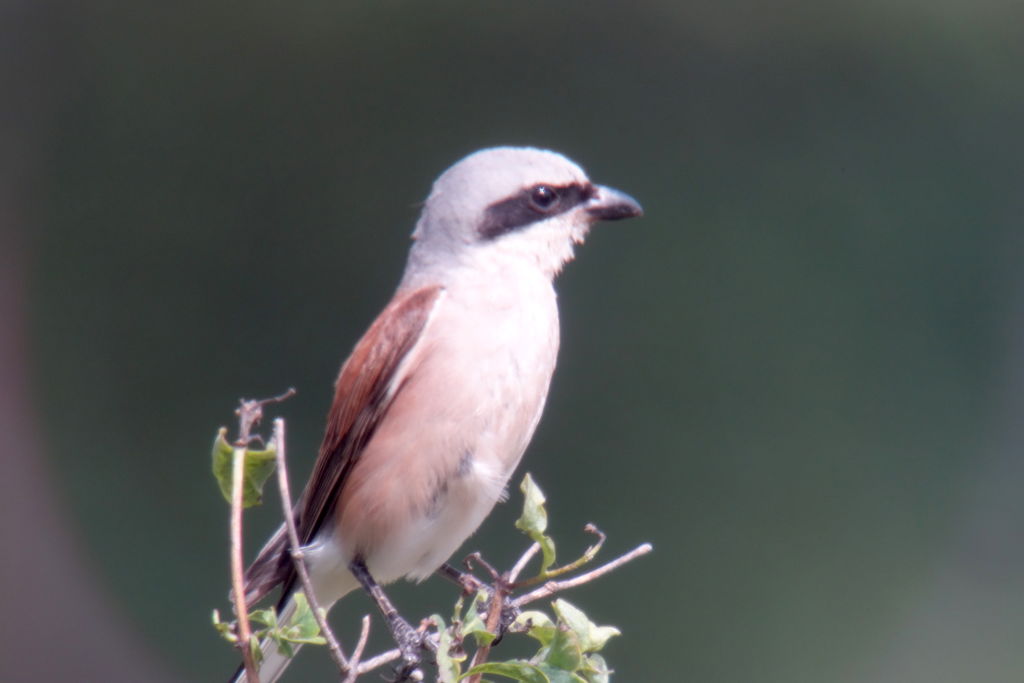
[529,185,559,212]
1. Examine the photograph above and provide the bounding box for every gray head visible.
[404,147,642,283]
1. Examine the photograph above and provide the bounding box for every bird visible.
[232,146,642,682]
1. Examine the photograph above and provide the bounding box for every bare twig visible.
[514,524,607,589]
[512,543,653,608]
[437,563,481,593]
[342,616,372,683]
[463,570,510,683]
[274,414,414,681]
[463,552,501,581]
[231,440,259,682]
[227,393,296,682]
[272,417,351,675]
[507,542,540,584]
[353,648,403,675]
[235,388,295,446]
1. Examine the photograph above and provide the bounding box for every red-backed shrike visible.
[233,147,642,682]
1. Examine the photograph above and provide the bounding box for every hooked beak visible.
[586,185,644,221]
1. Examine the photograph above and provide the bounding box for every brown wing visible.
[243,284,444,608]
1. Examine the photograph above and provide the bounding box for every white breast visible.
[367,260,561,582]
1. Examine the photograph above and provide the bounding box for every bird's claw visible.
[387,616,433,682]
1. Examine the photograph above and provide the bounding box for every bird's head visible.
[406,147,642,281]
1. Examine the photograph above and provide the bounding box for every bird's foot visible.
[386,615,434,682]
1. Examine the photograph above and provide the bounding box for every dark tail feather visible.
[241,523,291,608]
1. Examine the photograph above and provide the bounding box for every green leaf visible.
[536,627,583,672]
[248,633,264,665]
[552,600,620,653]
[463,661,550,683]
[516,473,548,536]
[211,427,277,507]
[432,614,465,683]
[535,666,587,683]
[515,474,557,572]
[462,591,496,646]
[248,607,278,630]
[452,591,467,625]
[211,609,237,643]
[580,654,611,683]
[249,595,326,661]
[513,610,557,646]
[282,593,327,645]
[270,632,295,659]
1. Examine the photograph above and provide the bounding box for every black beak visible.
[586,185,644,221]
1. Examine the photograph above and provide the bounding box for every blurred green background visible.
[4,0,1024,681]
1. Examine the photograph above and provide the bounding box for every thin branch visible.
[515,524,607,589]
[437,562,486,596]
[272,417,350,674]
[231,441,260,683]
[275,414,409,681]
[223,394,414,682]
[343,616,372,683]
[512,543,653,609]
[463,552,501,581]
[353,648,403,675]
[463,574,509,683]
[507,543,540,584]
[233,389,296,448]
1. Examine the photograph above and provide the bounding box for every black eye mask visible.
[478,182,596,240]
